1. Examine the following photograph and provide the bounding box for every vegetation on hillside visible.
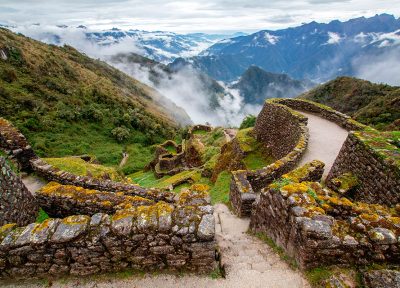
[300,76,400,130]
[0,28,188,167]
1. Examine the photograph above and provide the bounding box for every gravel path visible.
[297,111,349,177]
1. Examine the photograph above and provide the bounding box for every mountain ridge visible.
[180,14,400,82]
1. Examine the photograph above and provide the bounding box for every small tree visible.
[240,115,257,129]
[111,126,130,142]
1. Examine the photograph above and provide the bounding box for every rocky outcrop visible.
[0,157,38,226]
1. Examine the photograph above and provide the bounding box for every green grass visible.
[164,144,177,154]
[209,171,231,204]
[209,267,224,279]
[243,150,275,170]
[43,157,124,181]
[35,208,50,223]
[120,144,155,175]
[254,232,298,270]
[129,170,162,187]
[193,129,208,135]
[305,267,336,287]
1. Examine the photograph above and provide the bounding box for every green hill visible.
[0,28,190,168]
[300,76,400,130]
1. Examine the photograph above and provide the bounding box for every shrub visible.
[111,126,130,142]
[240,115,257,129]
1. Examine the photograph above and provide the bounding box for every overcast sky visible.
[0,0,399,33]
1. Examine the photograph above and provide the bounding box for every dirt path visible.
[297,111,348,177]
[21,175,46,195]
[119,152,129,168]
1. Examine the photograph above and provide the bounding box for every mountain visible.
[179,14,400,82]
[9,25,245,64]
[300,76,400,130]
[108,52,236,122]
[0,28,191,165]
[230,66,314,105]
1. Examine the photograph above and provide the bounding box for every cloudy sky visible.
[0,0,399,33]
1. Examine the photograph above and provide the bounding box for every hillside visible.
[110,52,233,111]
[230,66,314,105]
[184,14,400,82]
[0,28,191,168]
[300,76,400,129]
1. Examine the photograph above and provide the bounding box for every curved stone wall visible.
[0,157,39,226]
[272,98,365,131]
[230,100,309,217]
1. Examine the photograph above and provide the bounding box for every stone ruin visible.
[231,98,400,280]
[147,124,214,179]
[0,118,217,280]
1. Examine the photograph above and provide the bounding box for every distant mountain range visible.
[5,24,246,63]
[174,14,400,82]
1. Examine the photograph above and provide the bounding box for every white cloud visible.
[327,32,342,44]
[0,1,399,33]
[354,48,400,86]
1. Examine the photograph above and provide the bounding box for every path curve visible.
[297,111,349,177]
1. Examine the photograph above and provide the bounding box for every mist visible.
[353,47,400,86]
[112,61,262,126]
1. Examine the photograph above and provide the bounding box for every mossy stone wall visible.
[327,132,400,206]
[0,190,216,280]
[0,157,38,226]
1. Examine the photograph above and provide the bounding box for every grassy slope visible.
[300,76,400,130]
[0,28,186,167]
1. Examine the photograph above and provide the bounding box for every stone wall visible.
[326,131,400,207]
[250,164,400,270]
[272,98,365,131]
[31,158,174,203]
[188,125,212,137]
[0,157,39,226]
[0,118,37,171]
[254,100,308,159]
[230,100,309,217]
[36,182,155,218]
[0,189,216,280]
